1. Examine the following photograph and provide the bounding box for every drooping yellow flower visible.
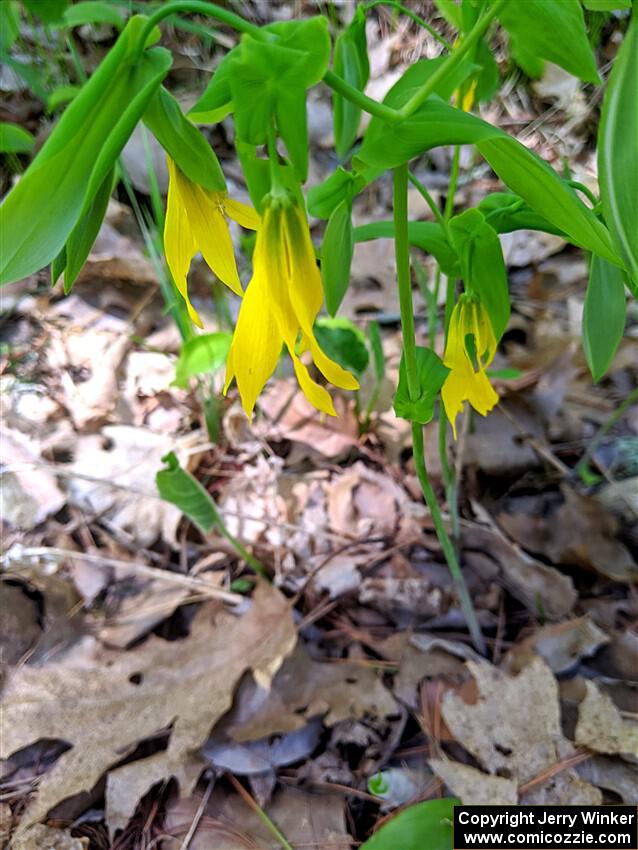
[164,157,260,327]
[441,295,499,438]
[224,193,359,418]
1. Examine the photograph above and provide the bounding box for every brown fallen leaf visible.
[575,680,638,757]
[463,520,576,621]
[440,657,601,803]
[505,617,610,675]
[1,582,296,838]
[10,824,89,850]
[498,486,638,583]
[429,759,517,804]
[575,755,638,803]
[163,785,351,850]
[220,644,398,744]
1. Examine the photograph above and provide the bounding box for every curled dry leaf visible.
[1,582,296,838]
[575,680,638,757]
[463,521,576,621]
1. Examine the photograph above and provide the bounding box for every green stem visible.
[398,0,509,119]
[266,123,286,197]
[576,387,638,478]
[393,165,485,655]
[363,0,453,50]
[408,171,448,233]
[412,422,485,654]
[137,0,262,48]
[322,69,403,124]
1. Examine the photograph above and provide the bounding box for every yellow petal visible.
[288,346,336,416]
[441,368,467,439]
[225,247,282,419]
[304,333,359,391]
[164,158,203,328]
[224,197,261,230]
[466,367,499,416]
[171,165,243,296]
[282,204,324,331]
[443,299,469,371]
[442,362,499,439]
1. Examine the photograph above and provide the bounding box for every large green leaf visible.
[598,17,638,285]
[360,798,458,850]
[0,2,20,51]
[321,199,354,315]
[358,85,618,265]
[333,6,369,158]
[144,86,225,191]
[478,192,563,235]
[583,255,627,382]
[0,17,171,286]
[449,208,510,340]
[499,0,600,83]
[59,166,116,293]
[188,48,236,124]
[22,0,69,23]
[314,317,369,376]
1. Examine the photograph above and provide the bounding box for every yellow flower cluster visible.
[164,159,358,418]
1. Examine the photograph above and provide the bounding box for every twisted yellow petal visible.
[164,158,260,324]
[224,194,358,418]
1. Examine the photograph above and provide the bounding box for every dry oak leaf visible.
[1,582,296,838]
[429,759,517,805]
[440,657,601,801]
[575,680,638,757]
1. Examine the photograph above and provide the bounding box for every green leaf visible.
[0,2,20,51]
[173,332,232,389]
[0,122,35,154]
[393,347,450,425]
[321,199,354,315]
[449,208,510,340]
[314,317,369,376]
[60,167,115,293]
[582,0,631,11]
[47,84,81,112]
[380,56,476,111]
[307,166,357,218]
[353,220,460,278]
[498,0,600,83]
[598,16,638,285]
[0,17,171,286]
[583,254,627,382]
[144,86,225,191]
[360,798,458,850]
[478,192,563,235]
[156,451,221,534]
[333,7,369,158]
[63,1,125,30]
[22,0,69,24]
[188,48,236,124]
[433,0,463,30]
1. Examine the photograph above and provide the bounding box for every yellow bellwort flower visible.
[164,157,260,327]
[441,295,499,438]
[224,193,359,419]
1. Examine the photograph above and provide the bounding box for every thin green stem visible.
[444,144,461,220]
[266,123,285,197]
[363,0,453,50]
[398,0,509,119]
[393,165,485,655]
[576,387,638,478]
[408,171,448,232]
[412,422,485,653]
[229,775,295,850]
[137,0,261,49]
[322,69,402,123]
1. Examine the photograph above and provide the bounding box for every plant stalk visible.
[393,164,485,655]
